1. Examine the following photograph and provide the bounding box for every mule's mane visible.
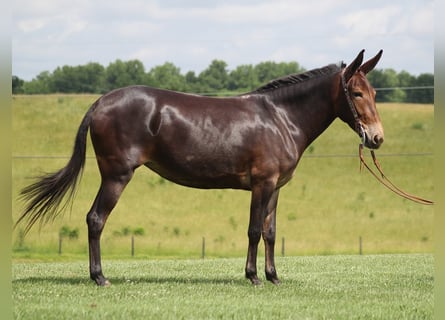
[251,63,343,94]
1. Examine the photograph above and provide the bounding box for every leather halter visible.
[340,71,366,145]
[341,70,433,205]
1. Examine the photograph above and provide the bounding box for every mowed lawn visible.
[12,95,433,258]
[12,254,433,319]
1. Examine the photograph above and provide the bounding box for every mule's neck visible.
[260,71,341,152]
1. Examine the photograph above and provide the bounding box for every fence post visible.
[201,237,206,259]
[131,236,135,257]
[359,236,363,255]
[58,234,62,255]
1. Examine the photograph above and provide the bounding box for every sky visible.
[12,0,434,81]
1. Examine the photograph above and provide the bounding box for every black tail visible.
[15,107,94,234]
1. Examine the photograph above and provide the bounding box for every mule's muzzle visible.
[364,132,384,149]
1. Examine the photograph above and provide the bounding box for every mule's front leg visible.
[263,189,280,285]
[245,226,261,285]
[245,181,276,285]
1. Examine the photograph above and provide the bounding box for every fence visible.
[57,235,368,257]
[374,86,433,104]
[199,86,434,104]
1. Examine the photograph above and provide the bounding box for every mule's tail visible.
[15,106,94,234]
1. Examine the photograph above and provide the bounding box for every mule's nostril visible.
[373,135,384,145]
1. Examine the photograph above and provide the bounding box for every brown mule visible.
[17,50,384,286]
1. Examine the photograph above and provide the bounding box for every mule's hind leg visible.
[87,171,133,286]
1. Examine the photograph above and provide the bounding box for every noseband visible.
[340,71,433,205]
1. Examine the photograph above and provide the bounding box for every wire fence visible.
[12,152,433,160]
[13,85,435,103]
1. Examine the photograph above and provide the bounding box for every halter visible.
[340,71,366,145]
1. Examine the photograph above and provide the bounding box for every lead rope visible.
[341,71,433,205]
[358,144,434,205]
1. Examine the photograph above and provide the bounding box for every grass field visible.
[11,95,434,258]
[12,254,433,319]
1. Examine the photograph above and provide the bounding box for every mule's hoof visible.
[266,271,280,285]
[268,278,281,285]
[248,276,262,286]
[94,276,111,286]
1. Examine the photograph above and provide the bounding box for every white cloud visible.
[338,2,433,37]
[17,18,46,33]
[394,3,434,35]
[339,6,401,36]
[202,0,339,24]
[12,0,434,80]
[116,21,161,38]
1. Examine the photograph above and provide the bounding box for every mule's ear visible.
[343,49,365,82]
[359,49,383,74]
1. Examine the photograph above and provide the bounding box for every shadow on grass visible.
[13,275,250,286]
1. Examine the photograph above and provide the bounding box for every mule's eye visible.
[353,92,363,98]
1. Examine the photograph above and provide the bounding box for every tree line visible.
[12,59,433,103]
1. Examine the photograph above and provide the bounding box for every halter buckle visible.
[356,122,366,145]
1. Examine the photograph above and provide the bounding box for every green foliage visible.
[198,59,229,93]
[146,62,187,91]
[51,63,105,93]
[22,71,52,94]
[12,255,433,319]
[113,226,146,237]
[12,75,24,94]
[59,226,79,240]
[368,69,433,103]
[227,64,257,91]
[13,59,433,103]
[105,59,146,91]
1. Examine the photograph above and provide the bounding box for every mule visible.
[17,49,384,286]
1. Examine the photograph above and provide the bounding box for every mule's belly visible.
[144,160,252,190]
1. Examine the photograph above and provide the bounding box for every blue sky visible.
[13,0,434,81]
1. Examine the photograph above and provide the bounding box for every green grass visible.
[12,254,433,319]
[12,95,434,258]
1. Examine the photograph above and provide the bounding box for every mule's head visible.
[338,50,384,149]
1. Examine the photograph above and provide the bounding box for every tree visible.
[413,73,434,103]
[81,62,106,93]
[254,61,304,87]
[13,58,433,103]
[368,69,405,102]
[184,71,199,93]
[397,71,415,102]
[146,62,186,91]
[198,60,228,93]
[22,71,52,94]
[228,64,258,92]
[105,59,146,90]
[52,65,84,93]
[12,76,24,94]
[51,63,105,93]
[368,69,434,103]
